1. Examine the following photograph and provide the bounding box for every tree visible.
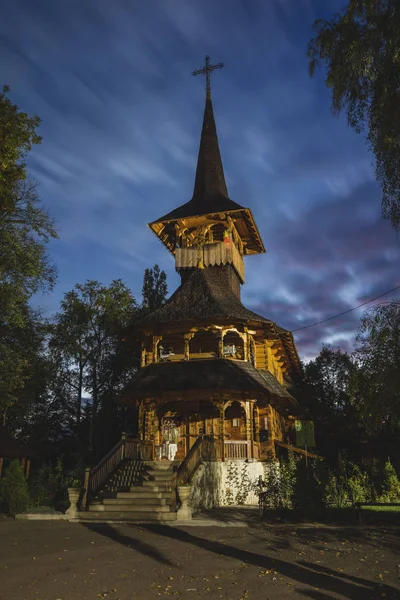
[299,346,362,460]
[141,264,168,314]
[0,459,29,516]
[0,85,41,212]
[307,1,400,229]
[351,302,400,437]
[0,85,57,416]
[49,280,139,459]
[0,304,49,425]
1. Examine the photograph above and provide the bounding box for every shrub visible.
[346,463,372,507]
[0,460,30,516]
[323,458,374,508]
[379,461,400,502]
[293,458,324,517]
[280,448,297,509]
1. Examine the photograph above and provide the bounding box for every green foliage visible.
[262,460,282,510]
[29,462,59,508]
[299,346,361,460]
[262,451,297,511]
[323,457,374,508]
[49,279,139,456]
[141,264,168,314]
[224,462,255,505]
[347,463,372,506]
[293,458,325,517]
[0,85,57,416]
[379,461,400,502]
[280,448,297,509]
[0,85,41,207]
[0,459,29,515]
[308,2,400,229]
[351,303,400,437]
[29,458,83,510]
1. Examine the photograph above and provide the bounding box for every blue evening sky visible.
[1,0,399,360]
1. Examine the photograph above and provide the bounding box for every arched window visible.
[222,330,245,360]
[158,334,185,362]
[189,330,218,359]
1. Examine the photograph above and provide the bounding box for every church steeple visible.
[191,96,229,207]
[148,56,265,262]
[191,56,229,206]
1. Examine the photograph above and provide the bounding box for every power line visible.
[292,284,400,333]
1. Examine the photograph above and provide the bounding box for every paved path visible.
[1,518,400,599]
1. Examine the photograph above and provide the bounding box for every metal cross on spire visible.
[192,55,224,99]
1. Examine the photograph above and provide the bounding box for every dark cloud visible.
[1,0,398,362]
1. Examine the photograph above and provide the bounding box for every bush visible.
[0,460,30,516]
[293,458,325,517]
[323,457,374,508]
[379,461,400,502]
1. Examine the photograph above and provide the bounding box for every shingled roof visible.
[138,267,276,329]
[121,358,298,410]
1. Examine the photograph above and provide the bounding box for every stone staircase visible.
[80,460,177,522]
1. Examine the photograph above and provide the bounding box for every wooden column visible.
[152,336,162,363]
[218,331,224,358]
[254,405,260,443]
[140,342,146,367]
[217,402,225,461]
[243,327,249,361]
[138,402,145,440]
[244,401,254,459]
[184,333,193,360]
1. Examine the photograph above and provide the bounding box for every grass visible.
[261,504,400,525]
[361,505,400,513]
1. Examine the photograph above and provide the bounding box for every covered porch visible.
[138,398,262,462]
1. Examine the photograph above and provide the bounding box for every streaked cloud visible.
[1,0,399,361]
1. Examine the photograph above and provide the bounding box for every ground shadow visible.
[81,522,176,567]
[138,524,399,599]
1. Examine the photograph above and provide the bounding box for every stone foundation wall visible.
[190,460,273,510]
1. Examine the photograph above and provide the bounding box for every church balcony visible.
[175,240,244,283]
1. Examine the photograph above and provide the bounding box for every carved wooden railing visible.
[224,440,249,460]
[82,435,155,510]
[170,435,220,512]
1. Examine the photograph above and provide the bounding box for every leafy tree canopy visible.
[308,1,400,229]
[0,85,57,415]
[351,302,400,434]
[141,264,168,314]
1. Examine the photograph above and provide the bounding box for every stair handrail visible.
[82,433,127,510]
[171,435,219,512]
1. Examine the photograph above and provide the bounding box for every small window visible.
[264,417,268,430]
[232,418,239,427]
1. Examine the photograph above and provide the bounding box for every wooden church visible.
[120,57,303,466]
[81,58,310,520]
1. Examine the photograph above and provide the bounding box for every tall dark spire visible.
[191,96,229,205]
[191,56,229,207]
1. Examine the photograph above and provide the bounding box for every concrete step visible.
[142,481,171,490]
[103,497,166,506]
[117,491,164,499]
[146,472,173,480]
[89,503,171,513]
[79,511,176,522]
